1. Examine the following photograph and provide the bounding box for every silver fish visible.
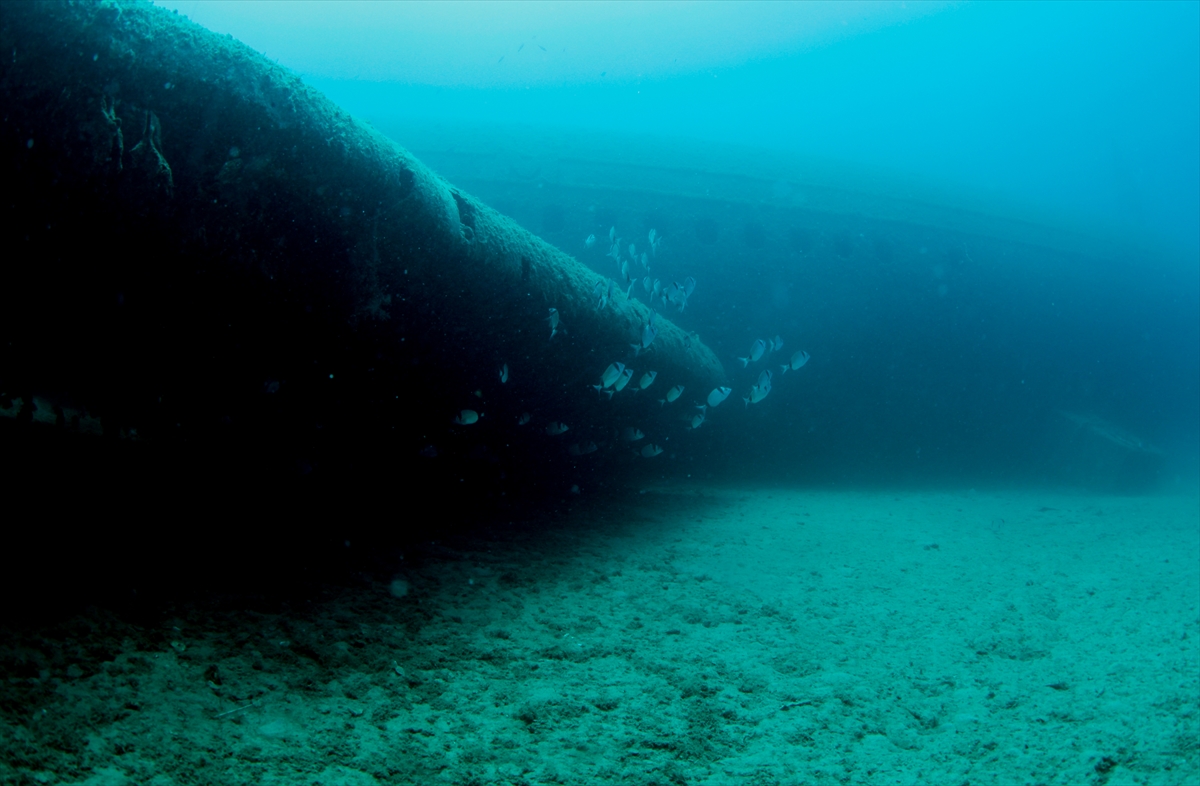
[621,259,630,282]
[640,443,664,457]
[666,281,682,305]
[545,421,569,436]
[638,371,657,390]
[518,412,531,425]
[640,320,658,349]
[547,308,562,340]
[689,412,706,430]
[643,276,653,293]
[499,364,509,384]
[781,350,811,373]
[739,339,767,367]
[609,226,616,243]
[628,243,636,259]
[669,276,694,312]
[640,252,648,269]
[568,441,598,456]
[770,335,784,353]
[660,384,684,406]
[757,369,773,389]
[621,427,645,442]
[613,367,634,392]
[453,409,479,425]
[743,384,770,407]
[597,278,614,310]
[585,234,596,248]
[706,386,733,407]
[599,362,625,389]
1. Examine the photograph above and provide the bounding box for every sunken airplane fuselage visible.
[0,1,726,487]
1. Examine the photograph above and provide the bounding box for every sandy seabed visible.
[3,487,1198,786]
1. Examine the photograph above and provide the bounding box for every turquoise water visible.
[1,3,1197,784]
[165,1,1200,262]
[155,0,1200,491]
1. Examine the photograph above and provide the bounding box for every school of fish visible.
[437,226,811,492]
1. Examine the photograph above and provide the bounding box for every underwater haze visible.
[2,2,1198,785]
[162,0,1200,261]
[154,0,1200,490]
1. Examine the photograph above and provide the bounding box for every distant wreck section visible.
[1051,411,1165,492]
[0,2,723,494]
